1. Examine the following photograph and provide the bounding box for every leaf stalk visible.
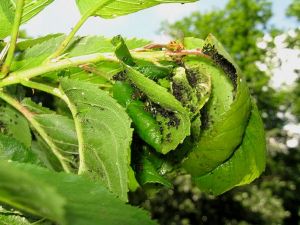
[47,0,114,61]
[0,0,25,77]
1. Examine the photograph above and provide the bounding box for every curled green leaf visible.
[193,103,266,195]
[182,35,252,176]
[112,35,191,154]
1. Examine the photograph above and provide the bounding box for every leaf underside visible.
[0,0,54,39]
[60,79,133,201]
[75,0,198,19]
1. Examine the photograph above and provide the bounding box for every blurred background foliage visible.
[130,0,300,224]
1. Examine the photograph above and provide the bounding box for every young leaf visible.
[125,66,191,154]
[111,35,190,154]
[192,102,266,195]
[60,79,133,201]
[171,64,211,118]
[182,35,252,176]
[75,0,198,19]
[0,160,158,225]
[133,146,172,188]
[0,102,31,148]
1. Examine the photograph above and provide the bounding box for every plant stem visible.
[21,80,63,98]
[0,0,25,77]
[48,0,113,61]
[0,53,117,87]
[0,90,72,173]
[0,49,178,88]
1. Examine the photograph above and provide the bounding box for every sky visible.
[21,0,296,41]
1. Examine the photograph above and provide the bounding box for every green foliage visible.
[60,79,133,201]
[75,0,197,18]
[182,35,252,176]
[0,0,15,39]
[287,0,300,21]
[0,0,54,38]
[0,101,31,147]
[162,0,285,131]
[0,160,157,225]
[0,133,38,163]
[0,161,66,223]
[194,103,266,195]
[153,0,300,224]
[0,0,268,224]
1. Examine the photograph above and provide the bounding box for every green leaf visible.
[75,0,198,19]
[134,148,172,188]
[31,137,64,171]
[0,102,31,148]
[0,161,158,225]
[125,66,191,154]
[0,215,32,225]
[171,64,211,118]
[11,35,148,75]
[0,161,66,224]
[193,102,266,195]
[17,33,63,51]
[11,35,65,71]
[33,114,78,157]
[20,0,54,24]
[0,0,14,39]
[21,98,78,170]
[0,0,55,39]
[67,36,114,57]
[66,35,150,57]
[182,35,252,176]
[68,62,120,84]
[111,35,190,154]
[0,133,38,164]
[60,79,133,201]
[113,81,163,150]
[21,98,55,114]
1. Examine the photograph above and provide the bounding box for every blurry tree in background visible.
[134,0,300,224]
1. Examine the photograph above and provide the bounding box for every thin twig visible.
[0,0,25,77]
[47,0,114,61]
